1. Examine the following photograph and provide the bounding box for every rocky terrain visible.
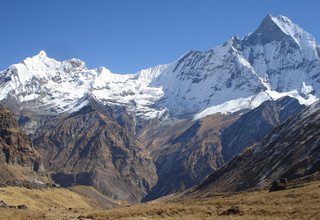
[186,101,320,196]
[0,105,49,184]
[0,14,319,203]
[220,96,306,161]
[141,113,240,201]
[32,98,157,203]
[141,96,306,200]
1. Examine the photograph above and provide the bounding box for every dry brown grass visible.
[1,181,320,219]
[78,180,320,220]
[0,187,93,209]
[0,186,95,220]
[69,185,128,208]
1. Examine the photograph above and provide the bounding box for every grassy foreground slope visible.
[0,187,94,210]
[1,180,319,219]
[0,186,95,220]
[84,180,320,219]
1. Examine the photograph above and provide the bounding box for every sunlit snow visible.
[0,15,319,120]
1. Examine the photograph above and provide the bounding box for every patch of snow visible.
[194,89,318,120]
[266,90,318,106]
[67,99,89,113]
[20,93,40,102]
[301,82,314,96]
[194,91,271,120]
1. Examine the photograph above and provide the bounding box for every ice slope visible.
[241,15,320,94]
[0,15,319,119]
[194,90,318,120]
[91,65,170,118]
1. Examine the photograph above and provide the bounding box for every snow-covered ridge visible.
[0,51,98,114]
[270,15,319,61]
[91,65,170,118]
[194,90,318,120]
[0,51,171,117]
[0,14,319,120]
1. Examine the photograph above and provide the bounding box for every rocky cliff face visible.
[191,101,320,196]
[142,96,305,200]
[0,106,48,183]
[221,96,306,161]
[140,113,240,201]
[32,99,157,202]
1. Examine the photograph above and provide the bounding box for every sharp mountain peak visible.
[0,14,319,119]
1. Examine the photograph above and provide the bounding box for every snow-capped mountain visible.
[91,65,169,118]
[0,14,319,120]
[0,50,98,114]
[241,15,320,95]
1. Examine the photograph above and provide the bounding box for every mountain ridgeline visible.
[0,14,319,203]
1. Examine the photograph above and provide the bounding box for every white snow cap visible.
[0,14,319,120]
[37,50,47,57]
[270,14,318,61]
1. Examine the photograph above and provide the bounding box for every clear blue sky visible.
[0,0,319,73]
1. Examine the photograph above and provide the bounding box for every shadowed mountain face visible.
[191,102,320,196]
[243,14,294,46]
[142,97,305,201]
[32,102,157,203]
[221,96,306,162]
[0,106,48,183]
[141,113,240,201]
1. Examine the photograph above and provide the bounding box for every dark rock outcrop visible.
[219,206,243,216]
[17,205,28,209]
[269,178,287,192]
[0,200,8,208]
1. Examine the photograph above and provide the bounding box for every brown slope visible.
[187,102,320,197]
[141,113,239,201]
[220,96,305,161]
[0,105,48,183]
[33,103,157,203]
[141,97,305,201]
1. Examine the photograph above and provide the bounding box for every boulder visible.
[269,178,287,192]
[219,206,243,216]
[17,205,28,209]
[0,200,8,208]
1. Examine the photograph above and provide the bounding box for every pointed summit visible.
[38,50,47,57]
[243,14,318,61]
[243,14,292,45]
[270,15,301,38]
[264,13,273,20]
[21,50,51,64]
[270,15,318,49]
[31,50,48,60]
